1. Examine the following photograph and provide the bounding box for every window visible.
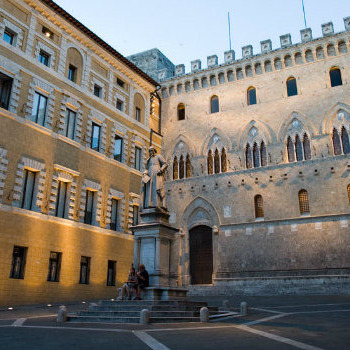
[42,26,54,39]
[0,72,13,110]
[332,128,342,155]
[21,169,37,210]
[31,92,47,126]
[110,198,119,231]
[68,64,76,82]
[179,155,184,179]
[3,28,15,45]
[116,78,125,88]
[55,181,68,218]
[341,127,350,154]
[253,143,260,167]
[207,150,213,174]
[246,144,252,169]
[135,107,141,122]
[47,252,61,282]
[116,99,124,111]
[10,246,27,279]
[347,185,350,205]
[84,190,95,225]
[330,67,342,87]
[221,149,227,173]
[298,189,310,215]
[133,205,139,226]
[214,149,220,174]
[91,123,101,151]
[135,146,142,171]
[113,136,123,162]
[107,260,116,286]
[210,96,219,113]
[93,84,102,98]
[178,103,185,120]
[173,156,178,180]
[39,50,50,66]
[287,136,295,162]
[247,87,257,105]
[260,142,267,166]
[287,77,298,97]
[186,155,192,177]
[287,133,311,162]
[79,256,90,284]
[254,195,264,219]
[65,109,76,139]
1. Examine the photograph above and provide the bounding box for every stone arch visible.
[133,91,146,123]
[277,111,317,142]
[238,120,274,150]
[201,128,231,155]
[65,46,84,85]
[166,134,195,159]
[321,102,350,134]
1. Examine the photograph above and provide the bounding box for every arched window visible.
[186,155,191,178]
[246,144,252,169]
[173,156,178,180]
[179,155,184,179]
[247,87,257,105]
[303,133,311,160]
[316,47,325,60]
[207,150,213,174]
[210,96,219,113]
[260,141,267,166]
[327,44,336,56]
[253,143,260,167]
[254,195,264,219]
[333,128,342,155]
[287,136,295,162]
[284,55,293,67]
[341,127,350,154]
[295,134,303,161]
[347,184,350,205]
[177,103,185,120]
[330,67,342,87]
[338,41,347,54]
[298,189,310,215]
[214,149,220,174]
[286,77,298,97]
[221,148,227,173]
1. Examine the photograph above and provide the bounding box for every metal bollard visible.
[140,309,150,324]
[200,307,209,322]
[240,302,248,315]
[57,305,67,323]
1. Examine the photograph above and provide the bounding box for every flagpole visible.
[228,12,232,51]
[301,0,307,28]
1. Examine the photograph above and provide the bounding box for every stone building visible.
[155,19,350,294]
[0,0,161,305]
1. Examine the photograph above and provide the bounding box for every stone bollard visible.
[223,300,230,311]
[140,309,150,325]
[240,302,248,315]
[200,307,209,322]
[57,305,67,323]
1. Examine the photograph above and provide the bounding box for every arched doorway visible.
[189,225,213,284]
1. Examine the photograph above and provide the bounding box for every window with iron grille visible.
[298,189,310,215]
[47,251,61,282]
[254,195,264,219]
[10,246,27,279]
[79,256,90,284]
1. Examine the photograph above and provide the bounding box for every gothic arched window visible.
[298,189,310,215]
[341,127,350,154]
[246,144,252,169]
[253,143,260,168]
[260,141,267,166]
[295,134,303,161]
[186,154,191,178]
[210,95,219,113]
[214,149,220,174]
[179,155,184,179]
[303,133,311,160]
[207,150,213,174]
[333,128,342,155]
[173,156,178,180]
[221,148,227,173]
[254,195,264,219]
[247,87,257,105]
[287,136,295,162]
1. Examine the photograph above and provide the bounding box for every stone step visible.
[89,304,218,312]
[78,310,200,317]
[98,300,208,307]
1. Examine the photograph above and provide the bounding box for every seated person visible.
[120,267,137,300]
[135,264,149,300]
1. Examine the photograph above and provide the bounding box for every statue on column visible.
[141,146,168,211]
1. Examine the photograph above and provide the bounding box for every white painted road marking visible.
[11,318,26,327]
[243,313,289,326]
[251,307,287,314]
[133,331,170,350]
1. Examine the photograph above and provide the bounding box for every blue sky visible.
[54,0,350,72]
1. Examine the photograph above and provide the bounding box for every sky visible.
[54,0,350,72]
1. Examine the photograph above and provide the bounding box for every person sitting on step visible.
[135,264,149,300]
[120,267,137,300]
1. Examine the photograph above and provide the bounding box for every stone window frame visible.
[57,95,83,142]
[331,110,350,155]
[106,188,125,232]
[86,112,107,154]
[12,156,46,212]
[26,77,55,130]
[48,164,80,220]
[109,121,128,162]
[0,147,8,203]
[34,40,56,68]
[90,75,106,100]
[245,127,268,169]
[0,18,24,49]
[128,193,140,234]
[206,134,228,174]
[130,135,147,172]
[0,65,22,114]
[172,141,192,180]
[114,91,126,113]
[79,179,102,226]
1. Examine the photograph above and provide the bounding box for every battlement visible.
[160,17,350,83]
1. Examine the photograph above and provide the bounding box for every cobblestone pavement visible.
[0,295,349,350]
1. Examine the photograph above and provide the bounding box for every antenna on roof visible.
[228,12,232,51]
[301,0,307,28]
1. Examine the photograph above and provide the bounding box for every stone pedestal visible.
[131,207,179,287]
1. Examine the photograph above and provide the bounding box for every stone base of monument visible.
[142,286,188,300]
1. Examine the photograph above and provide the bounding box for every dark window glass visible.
[110,199,119,231]
[93,84,102,97]
[135,147,142,171]
[68,64,76,82]
[260,142,267,166]
[179,155,184,179]
[55,181,68,218]
[254,195,264,218]
[347,185,350,205]
[135,107,141,122]
[114,136,123,162]
[84,190,95,225]
[298,189,310,215]
[31,92,47,126]
[287,77,298,96]
[178,104,185,120]
[253,143,260,167]
[173,156,178,180]
[91,123,101,151]
[133,205,139,226]
[341,127,350,154]
[207,150,213,174]
[79,256,90,284]
[247,87,257,105]
[0,72,13,110]
[303,134,312,160]
[333,128,342,155]
[47,251,61,282]
[246,144,252,169]
[186,154,192,177]
[21,169,37,210]
[330,68,342,87]
[39,50,50,66]
[107,260,116,286]
[116,99,123,111]
[116,78,125,88]
[3,28,14,45]
[295,134,303,161]
[210,96,219,113]
[287,136,295,162]
[65,109,76,139]
[221,149,227,173]
[10,246,27,279]
[214,149,220,174]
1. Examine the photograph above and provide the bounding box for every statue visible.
[141,146,168,210]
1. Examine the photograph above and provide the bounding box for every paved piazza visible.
[0,295,349,350]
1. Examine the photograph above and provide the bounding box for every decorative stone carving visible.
[260,39,272,53]
[191,59,201,72]
[280,34,292,48]
[224,50,235,63]
[300,28,312,42]
[207,55,218,68]
[322,22,334,37]
[242,45,253,58]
